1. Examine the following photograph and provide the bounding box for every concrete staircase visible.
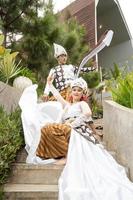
[4,143,130,200]
[4,149,63,200]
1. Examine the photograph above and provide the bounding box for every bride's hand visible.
[47,75,54,85]
[65,118,74,126]
[66,118,75,123]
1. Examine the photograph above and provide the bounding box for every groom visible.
[42,43,97,101]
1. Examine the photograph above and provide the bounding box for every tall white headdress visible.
[53,43,67,58]
[70,77,88,92]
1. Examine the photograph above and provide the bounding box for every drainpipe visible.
[95,0,103,105]
[95,0,99,71]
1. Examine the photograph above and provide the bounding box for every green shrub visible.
[110,63,121,80]
[9,67,38,86]
[0,107,24,184]
[81,71,101,89]
[15,67,37,83]
[91,98,103,119]
[109,71,133,108]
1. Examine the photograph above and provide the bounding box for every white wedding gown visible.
[19,85,133,200]
[59,130,133,200]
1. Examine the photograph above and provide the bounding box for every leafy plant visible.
[0,35,23,88]
[0,52,22,83]
[91,98,103,119]
[110,63,121,80]
[0,107,24,184]
[81,71,101,89]
[111,72,133,108]
[11,67,37,84]
[108,70,133,108]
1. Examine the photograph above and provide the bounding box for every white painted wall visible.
[97,0,133,70]
[98,39,133,70]
[103,100,133,181]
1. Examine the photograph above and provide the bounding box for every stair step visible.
[4,184,58,200]
[16,149,27,163]
[8,164,63,184]
[4,166,129,200]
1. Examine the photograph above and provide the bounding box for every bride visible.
[36,76,99,164]
[19,76,133,199]
[19,76,98,164]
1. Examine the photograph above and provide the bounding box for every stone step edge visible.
[11,163,64,170]
[12,156,129,174]
[4,184,58,192]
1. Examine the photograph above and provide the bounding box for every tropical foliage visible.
[81,71,101,89]
[110,72,133,108]
[0,35,22,85]
[107,64,133,108]
[12,67,37,84]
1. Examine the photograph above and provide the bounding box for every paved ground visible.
[94,118,103,137]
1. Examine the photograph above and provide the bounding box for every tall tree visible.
[0,0,91,86]
[0,0,42,47]
[16,1,90,85]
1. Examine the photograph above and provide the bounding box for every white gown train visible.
[59,130,133,200]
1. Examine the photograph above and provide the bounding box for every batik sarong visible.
[36,123,71,159]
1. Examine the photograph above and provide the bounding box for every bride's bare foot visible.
[54,158,66,165]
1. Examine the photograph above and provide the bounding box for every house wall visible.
[59,0,96,48]
[59,0,133,69]
[97,0,133,69]
[98,39,133,69]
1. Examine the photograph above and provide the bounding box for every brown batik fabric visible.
[70,115,99,144]
[48,65,71,101]
[36,123,71,159]
[74,124,99,144]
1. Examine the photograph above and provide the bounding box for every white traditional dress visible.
[19,84,133,200]
[59,131,133,200]
[44,64,96,96]
[48,83,133,200]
